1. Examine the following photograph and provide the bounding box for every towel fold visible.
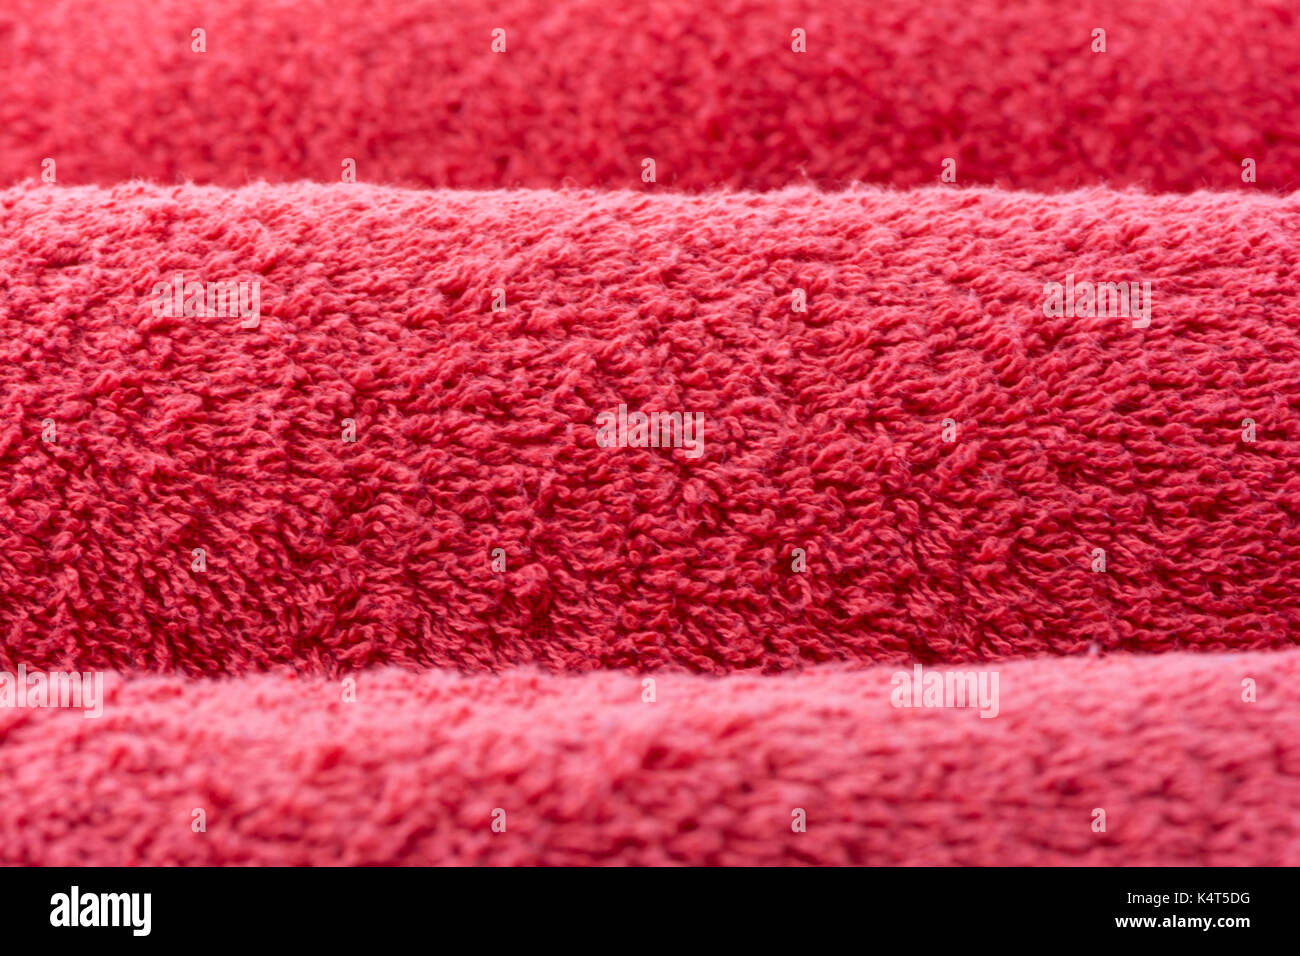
[3,182,1297,676]
[2,0,1297,192]
[3,649,1296,865]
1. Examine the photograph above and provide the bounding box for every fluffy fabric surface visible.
[5,0,1299,869]
[3,650,1296,866]
[1,0,1298,193]
[2,182,1297,676]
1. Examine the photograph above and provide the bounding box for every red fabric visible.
[3,0,1298,867]
[4,650,1298,866]
[1,0,1298,193]
[3,183,1297,674]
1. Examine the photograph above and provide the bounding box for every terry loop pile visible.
[1,0,1298,865]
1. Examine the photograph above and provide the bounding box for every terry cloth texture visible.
[1,0,1298,193]
[2,183,1298,676]
[3,0,1300,868]
[2,650,1298,866]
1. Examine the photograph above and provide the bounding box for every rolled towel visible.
[1,0,1297,191]
[2,181,1297,675]
[2,649,1296,865]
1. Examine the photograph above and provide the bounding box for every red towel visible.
[2,0,1297,867]
[3,182,1298,676]
[2,0,1297,192]
[4,650,1297,865]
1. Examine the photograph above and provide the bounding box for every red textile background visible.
[1,0,1297,865]
[1,0,1297,193]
